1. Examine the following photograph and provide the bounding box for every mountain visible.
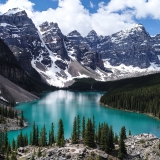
[0,8,49,80]
[97,24,158,68]
[0,36,48,104]
[0,8,160,87]
[0,32,55,93]
[84,24,160,80]
[0,9,108,87]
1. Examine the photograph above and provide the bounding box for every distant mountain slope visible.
[0,75,38,104]
[68,73,160,91]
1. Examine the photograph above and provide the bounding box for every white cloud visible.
[0,0,160,36]
[106,0,160,19]
[90,1,95,9]
[0,0,34,14]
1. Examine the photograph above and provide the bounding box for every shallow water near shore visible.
[8,90,160,142]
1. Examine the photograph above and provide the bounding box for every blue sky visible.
[0,0,160,36]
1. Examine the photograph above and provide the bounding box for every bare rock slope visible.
[0,75,38,104]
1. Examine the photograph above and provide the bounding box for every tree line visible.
[0,105,18,122]
[100,84,160,118]
[0,116,128,159]
[0,105,24,128]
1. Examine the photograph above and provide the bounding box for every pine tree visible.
[82,116,85,140]
[7,143,11,154]
[39,124,47,146]
[4,132,8,149]
[57,119,65,147]
[121,126,127,140]
[108,126,115,150]
[12,139,16,151]
[10,152,17,160]
[114,133,119,144]
[17,131,24,148]
[19,111,24,127]
[76,115,81,141]
[35,125,39,146]
[6,153,9,160]
[129,130,132,136]
[92,115,95,139]
[29,131,33,145]
[14,110,18,119]
[100,123,109,152]
[118,126,127,159]
[97,123,101,144]
[37,147,42,157]
[84,118,94,147]
[24,134,28,146]
[72,117,77,144]
[49,122,54,146]
[32,122,36,145]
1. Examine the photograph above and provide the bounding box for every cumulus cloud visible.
[0,0,160,36]
[0,0,34,14]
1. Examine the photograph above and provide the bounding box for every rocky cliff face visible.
[67,30,104,70]
[39,21,69,70]
[0,8,49,80]
[68,24,160,80]
[85,30,100,51]
[95,24,159,68]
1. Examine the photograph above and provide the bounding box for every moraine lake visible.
[8,90,160,141]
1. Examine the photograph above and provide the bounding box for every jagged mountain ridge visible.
[0,8,108,87]
[97,24,159,68]
[77,24,159,69]
[0,8,160,87]
[68,24,160,80]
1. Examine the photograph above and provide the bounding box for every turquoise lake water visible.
[8,90,160,141]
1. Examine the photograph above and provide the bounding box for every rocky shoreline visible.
[0,104,28,132]
[15,133,160,160]
[17,142,113,160]
[0,117,28,132]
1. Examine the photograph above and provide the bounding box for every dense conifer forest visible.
[100,85,160,116]
[100,73,160,118]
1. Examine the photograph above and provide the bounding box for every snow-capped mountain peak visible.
[4,8,25,16]
[39,21,60,33]
[0,8,160,87]
[67,30,82,37]
[87,30,98,36]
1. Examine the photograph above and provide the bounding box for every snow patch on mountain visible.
[0,96,8,102]
[104,60,160,81]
